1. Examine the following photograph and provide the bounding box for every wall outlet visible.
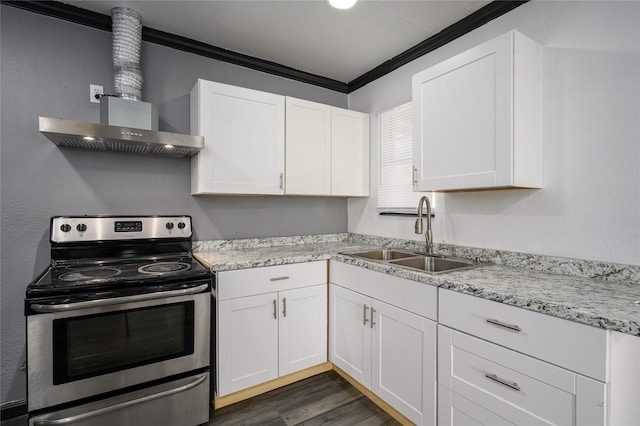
[90,84,103,104]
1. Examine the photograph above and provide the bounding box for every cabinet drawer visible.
[439,289,608,381]
[438,383,515,426]
[217,261,327,300]
[439,326,579,426]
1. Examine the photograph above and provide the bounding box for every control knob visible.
[60,224,71,233]
[166,222,174,230]
[76,223,87,232]
[177,222,186,230]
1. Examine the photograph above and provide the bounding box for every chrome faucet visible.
[415,196,433,255]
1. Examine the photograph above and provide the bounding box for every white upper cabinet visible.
[285,97,332,195]
[285,97,370,197]
[191,81,369,197]
[191,79,285,195]
[331,107,370,197]
[412,30,542,191]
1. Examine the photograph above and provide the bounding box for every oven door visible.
[27,286,210,412]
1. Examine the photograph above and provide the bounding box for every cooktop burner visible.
[138,261,191,275]
[58,267,122,282]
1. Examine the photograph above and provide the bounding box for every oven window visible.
[52,301,195,384]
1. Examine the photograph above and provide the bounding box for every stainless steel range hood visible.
[39,8,204,158]
[39,116,204,157]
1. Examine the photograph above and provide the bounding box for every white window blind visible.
[377,102,423,214]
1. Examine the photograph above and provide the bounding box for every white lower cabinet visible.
[216,262,327,396]
[438,325,603,426]
[438,289,640,426]
[329,262,437,425]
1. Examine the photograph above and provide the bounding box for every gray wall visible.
[0,6,348,406]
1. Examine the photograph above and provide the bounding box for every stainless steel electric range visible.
[25,215,211,426]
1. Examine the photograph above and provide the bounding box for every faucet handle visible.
[415,218,423,234]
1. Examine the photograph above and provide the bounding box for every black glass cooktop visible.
[27,255,210,297]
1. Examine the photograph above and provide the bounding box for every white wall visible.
[348,1,640,265]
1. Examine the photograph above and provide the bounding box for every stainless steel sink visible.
[341,249,486,274]
[389,256,478,273]
[345,249,417,261]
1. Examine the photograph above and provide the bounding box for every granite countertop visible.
[194,235,640,337]
[194,241,374,271]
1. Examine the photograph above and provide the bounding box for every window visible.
[377,102,426,214]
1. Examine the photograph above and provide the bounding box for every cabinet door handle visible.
[279,173,284,190]
[486,318,522,332]
[282,297,287,317]
[363,304,369,325]
[273,299,277,319]
[485,373,521,391]
[370,307,376,329]
[412,166,418,184]
[269,276,290,282]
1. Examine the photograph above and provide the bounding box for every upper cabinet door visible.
[285,97,332,195]
[412,30,542,192]
[331,107,370,197]
[191,79,285,195]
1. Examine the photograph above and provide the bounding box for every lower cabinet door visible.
[371,300,436,426]
[218,292,279,396]
[329,284,372,388]
[279,284,328,376]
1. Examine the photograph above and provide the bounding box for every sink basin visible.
[389,256,478,273]
[341,248,486,274]
[345,249,417,261]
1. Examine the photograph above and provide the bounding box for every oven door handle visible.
[32,373,208,425]
[30,283,209,313]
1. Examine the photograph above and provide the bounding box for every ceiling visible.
[62,0,491,84]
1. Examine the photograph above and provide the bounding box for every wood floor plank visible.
[297,396,395,426]
[280,381,363,425]
[351,412,404,426]
[209,406,285,426]
[208,371,401,426]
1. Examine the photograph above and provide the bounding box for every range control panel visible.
[51,216,192,242]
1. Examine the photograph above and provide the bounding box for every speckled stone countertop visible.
[193,233,373,271]
[194,233,640,337]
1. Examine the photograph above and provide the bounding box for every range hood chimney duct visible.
[100,7,157,131]
[112,7,143,101]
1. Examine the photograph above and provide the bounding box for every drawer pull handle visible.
[270,276,290,282]
[485,373,521,391]
[486,318,522,332]
[363,304,369,325]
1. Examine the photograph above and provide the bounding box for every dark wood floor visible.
[209,371,401,425]
[2,371,400,426]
